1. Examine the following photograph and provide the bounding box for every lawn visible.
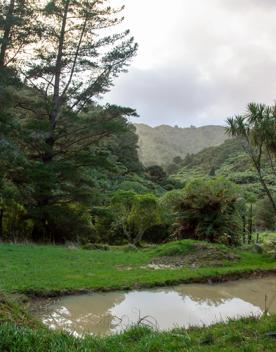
[0,238,276,351]
[0,239,275,296]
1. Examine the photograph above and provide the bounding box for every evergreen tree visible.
[0,0,138,242]
[0,0,39,68]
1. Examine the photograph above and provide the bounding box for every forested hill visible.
[171,138,276,198]
[134,123,228,168]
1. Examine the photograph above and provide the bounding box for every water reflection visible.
[31,276,276,336]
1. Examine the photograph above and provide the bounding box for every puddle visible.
[30,276,276,336]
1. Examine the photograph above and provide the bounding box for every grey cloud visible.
[219,0,276,10]
[104,0,276,126]
[106,47,276,127]
[106,66,215,126]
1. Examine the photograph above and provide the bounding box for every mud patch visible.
[116,265,133,271]
[151,243,240,269]
[141,264,174,270]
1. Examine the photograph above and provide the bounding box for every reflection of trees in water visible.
[33,277,276,336]
[163,286,229,306]
[173,278,276,312]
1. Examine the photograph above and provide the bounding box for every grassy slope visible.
[0,240,275,295]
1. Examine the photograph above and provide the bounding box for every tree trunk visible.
[0,208,3,241]
[248,204,253,243]
[43,0,69,164]
[242,213,246,244]
[133,230,144,246]
[38,1,70,231]
[0,0,15,67]
[49,0,70,129]
[256,168,276,213]
[31,222,41,242]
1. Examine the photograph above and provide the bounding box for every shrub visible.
[143,224,170,243]
[255,197,276,231]
[81,243,110,251]
[175,177,243,245]
[111,191,163,245]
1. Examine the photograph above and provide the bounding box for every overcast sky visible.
[104,0,276,127]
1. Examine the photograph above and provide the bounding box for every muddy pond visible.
[30,276,276,336]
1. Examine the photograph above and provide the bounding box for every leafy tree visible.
[146,165,167,184]
[0,0,138,242]
[159,189,183,228]
[166,156,184,175]
[111,191,162,245]
[111,190,136,243]
[107,123,143,174]
[226,103,276,212]
[114,180,149,194]
[208,166,216,176]
[175,177,243,245]
[166,162,179,175]
[128,193,162,245]
[255,196,276,231]
[173,156,182,165]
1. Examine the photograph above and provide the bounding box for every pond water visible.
[31,276,276,336]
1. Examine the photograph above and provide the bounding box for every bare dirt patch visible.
[150,243,240,269]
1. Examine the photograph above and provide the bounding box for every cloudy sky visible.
[104,0,276,127]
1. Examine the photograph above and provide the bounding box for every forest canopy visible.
[1,1,275,246]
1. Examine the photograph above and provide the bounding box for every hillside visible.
[171,138,276,198]
[134,124,228,168]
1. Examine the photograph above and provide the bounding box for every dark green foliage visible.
[0,0,40,67]
[0,0,140,243]
[172,138,276,199]
[175,139,245,174]
[81,243,110,251]
[175,178,243,245]
[255,197,276,231]
[1,98,139,242]
[154,239,196,256]
[146,165,167,184]
[108,123,143,174]
[143,224,169,243]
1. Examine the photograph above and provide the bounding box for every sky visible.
[104,0,276,127]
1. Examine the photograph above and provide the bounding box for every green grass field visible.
[0,239,275,295]
[0,237,276,351]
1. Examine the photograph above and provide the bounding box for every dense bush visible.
[111,191,163,245]
[174,178,243,245]
[255,197,276,231]
[142,224,169,244]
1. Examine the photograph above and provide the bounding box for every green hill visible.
[134,124,228,168]
[171,138,276,198]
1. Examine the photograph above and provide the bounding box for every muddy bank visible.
[22,269,276,299]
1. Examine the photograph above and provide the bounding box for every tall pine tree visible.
[1,0,138,242]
